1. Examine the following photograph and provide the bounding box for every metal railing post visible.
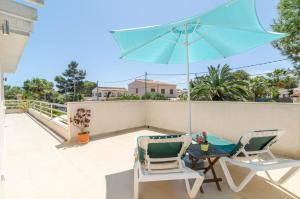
[50,103,53,119]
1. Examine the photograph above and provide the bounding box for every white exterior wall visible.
[0,67,4,189]
[67,101,300,158]
[0,1,41,197]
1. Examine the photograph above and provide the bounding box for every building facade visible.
[0,0,43,197]
[292,88,300,103]
[92,87,128,101]
[128,79,177,98]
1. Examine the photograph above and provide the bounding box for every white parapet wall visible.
[145,101,300,158]
[28,109,69,140]
[67,100,300,158]
[67,101,146,140]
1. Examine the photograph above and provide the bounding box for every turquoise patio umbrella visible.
[110,0,286,133]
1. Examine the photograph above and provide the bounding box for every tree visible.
[49,91,65,104]
[82,81,96,97]
[267,69,288,88]
[272,0,300,68]
[54,61,86,101]
[4,85,24,100]
[232,70,250,81]
[267,69,297,89]
[23,78,54,101]
[191,64,249,101]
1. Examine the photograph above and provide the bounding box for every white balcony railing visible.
[4,100,67,124]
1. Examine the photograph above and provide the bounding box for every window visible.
[161,89,165,94]
[170,89,174,95]
[97,93,102,97]
[151,88,155,92]
[136,88,138,94]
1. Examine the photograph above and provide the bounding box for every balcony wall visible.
[67,101,146,139]
[67,101,300,158]
[146,101,300,158]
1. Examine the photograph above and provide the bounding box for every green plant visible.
[19,101,29,112]
[119,94,141,100]
[196,131,208,145]
[141,92,167,100]
[70,108,91,134]
[178,92,187,101]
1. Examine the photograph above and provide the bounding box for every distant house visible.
[128,79,177,98]
[278,88,290,98]
[92,87,127,101]
[292,88,300,103]
[278,88,293,103]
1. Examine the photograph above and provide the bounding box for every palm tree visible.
[191,64,249,101]
[249,76,269,101]
[267,69,288,88]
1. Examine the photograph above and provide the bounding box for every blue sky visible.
[6,0,292,89]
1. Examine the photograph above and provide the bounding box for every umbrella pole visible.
[185,25,192,134]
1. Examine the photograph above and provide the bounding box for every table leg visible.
[207,157,222,191]
[189,155,198,170]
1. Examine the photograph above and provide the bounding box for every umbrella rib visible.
[202,24,274,35]
[165,32,182,64]
[194,30,227,58]
[120,30,172,58]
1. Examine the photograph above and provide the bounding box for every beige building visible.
[128,79,177,98]
[292,88,300,103]
[92,87,127,100]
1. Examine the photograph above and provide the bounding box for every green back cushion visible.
[138,135,183,162]
[244,136,276,151]
[191,132,277,156]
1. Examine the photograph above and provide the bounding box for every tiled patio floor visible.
[4,113,300,199]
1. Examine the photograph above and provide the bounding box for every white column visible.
[0,66,5,199]
[185,24,192,134]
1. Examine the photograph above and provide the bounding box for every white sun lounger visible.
[134,135,204,199]
[219,130,300,192]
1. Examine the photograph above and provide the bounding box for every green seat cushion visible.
[137,135,184,162]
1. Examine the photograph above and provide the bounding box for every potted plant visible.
[70,108,91,144]
[197,131,209,152]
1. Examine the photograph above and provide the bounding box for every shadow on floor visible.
[105,166,300,199]
[55,126,181,149]
[225,165,300,199]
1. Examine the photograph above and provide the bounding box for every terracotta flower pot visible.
[77,132,89,144]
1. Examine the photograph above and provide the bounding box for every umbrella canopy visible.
[111,0,285,64]
[110,0,286,133]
